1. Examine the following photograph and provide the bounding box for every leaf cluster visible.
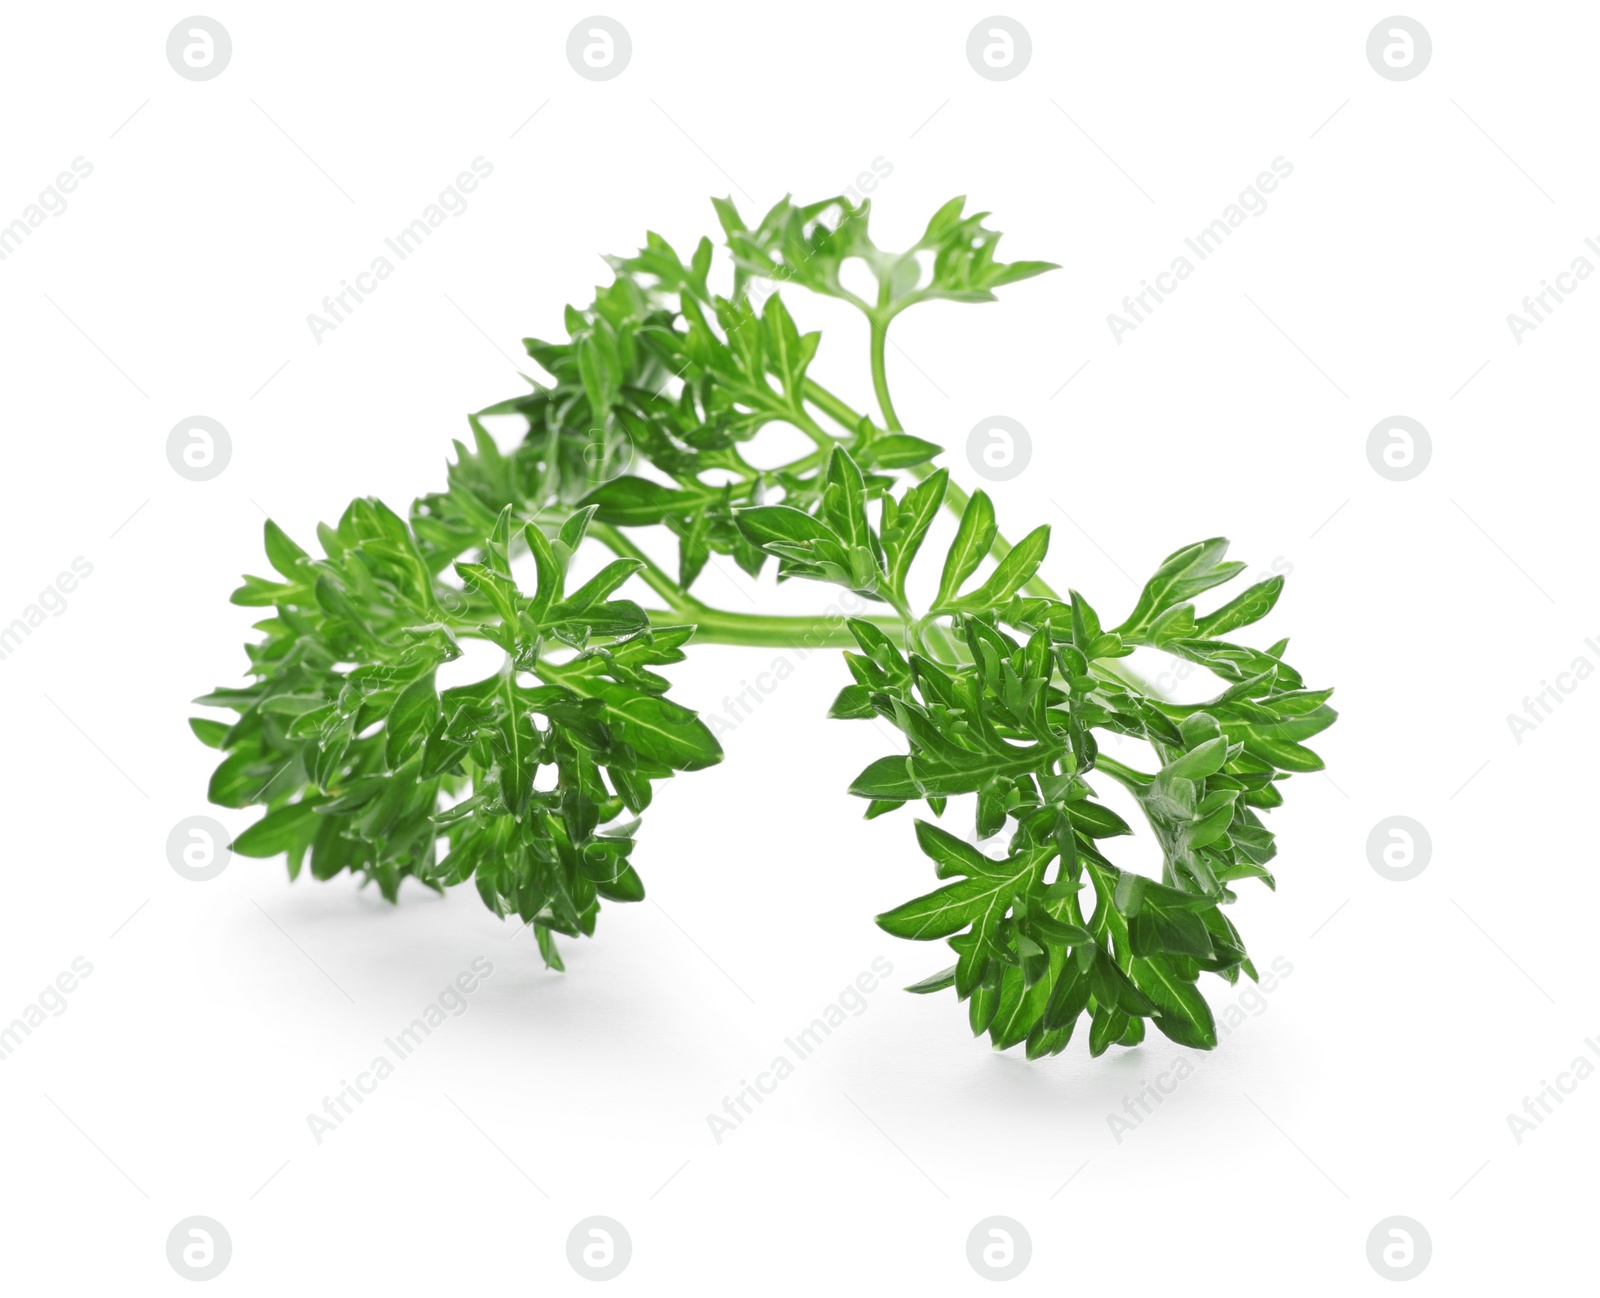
[739,466,1334,1055]
[196,496,718,966]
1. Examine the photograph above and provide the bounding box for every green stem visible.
[591,469,909,652]
[647,605,900,650]
[790,406,843,448]
[917,615,962,664]
[1094,755,1151,789]
[802,379,863,436]
[868,302,902,432]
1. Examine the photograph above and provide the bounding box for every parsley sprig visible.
[195,194,1333,1054]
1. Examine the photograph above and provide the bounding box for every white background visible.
[0,2,1593,1292]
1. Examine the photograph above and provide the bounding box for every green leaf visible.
[940,524,1049,613]
[577,319,621,420]
[263,520,309,581]
[1088,1004,1129,1057]
[1131,955,1218,1049]
[989,947,1063,1050]
[581,477,698,526]
[867,435,942,468]
[1042,961,1091,1032]
[736,504,840,549]
[587,680,723,771]
[562,558,643,612]
[904,965,958,994]
[876,849,1035,941]
[1162,736,1229,782]
[935,490,996,609]
[523,522,563,617]
[1117,538,1247,642]
[760,293,817,399]
[456,561,521,632]
[558,505,599,553]
[911,197,1060,305]
[883,469,947,602]
[829,684,877,719]
[820,446,873,555]
[386,673,440,767]
[1115,873,1216,960]
[1197,576,1283,638]
[913,818,1011,880]
[494,674,538,816]
[849,755,915,800]
[189,717,231,749]
[232,799,324,857]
